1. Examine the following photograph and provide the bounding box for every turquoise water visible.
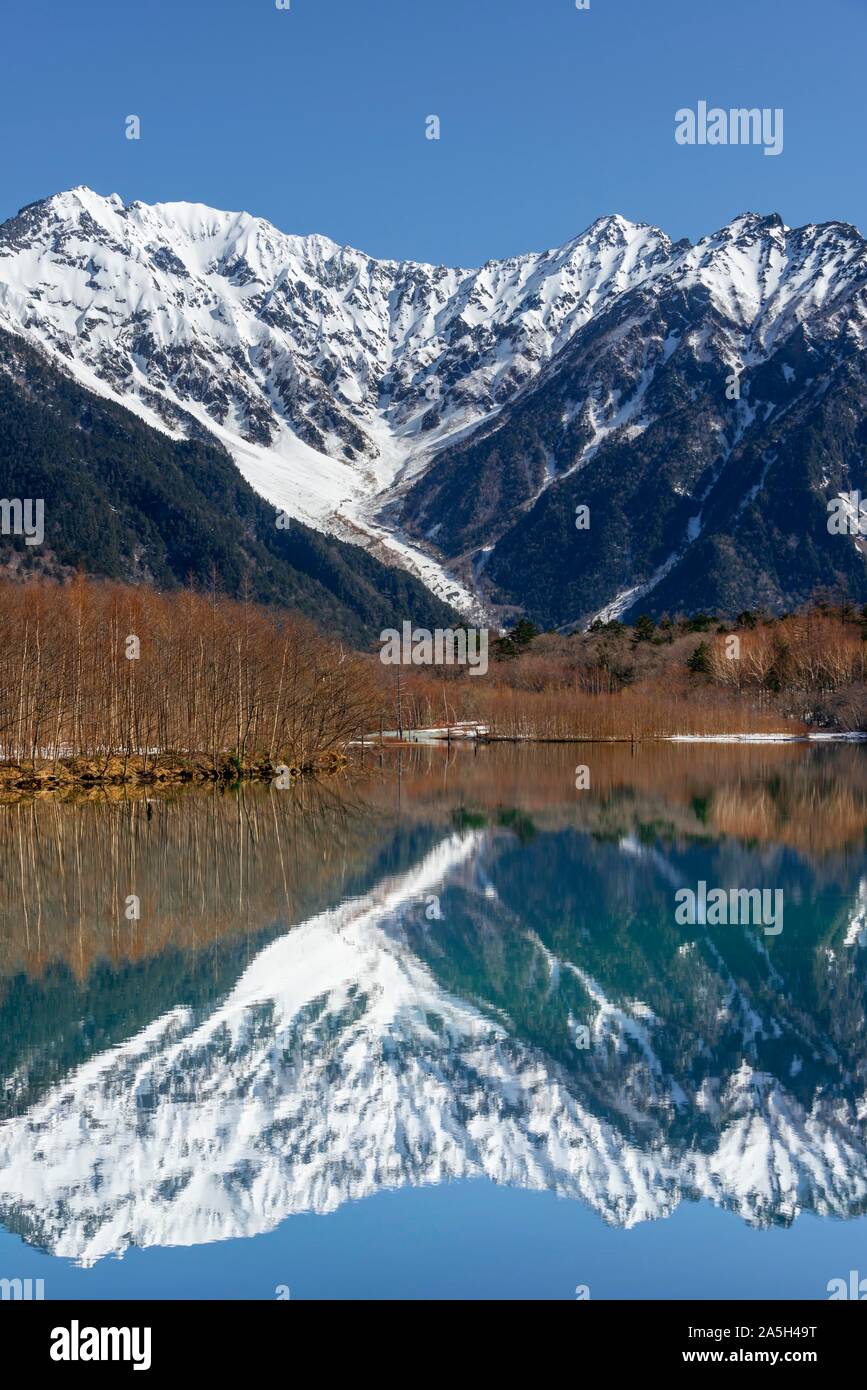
[1,742,865,1300]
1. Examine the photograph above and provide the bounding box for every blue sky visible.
[4,1184,865,1299]
[2,0,865,265]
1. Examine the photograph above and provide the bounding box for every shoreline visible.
[367,728,866,747]
[0,752,349,800]
[2,729,865,801]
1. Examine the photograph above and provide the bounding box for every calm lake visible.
[1,741,866,1300]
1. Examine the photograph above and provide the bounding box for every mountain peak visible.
[721,210,789,241]
[2,190,867,626]
[578,212,660,244]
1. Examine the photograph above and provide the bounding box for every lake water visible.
[1,741,866,1300]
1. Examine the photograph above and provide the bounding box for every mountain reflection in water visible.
[0,743,865,1275]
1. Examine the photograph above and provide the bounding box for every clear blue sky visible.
[2,0,865,266]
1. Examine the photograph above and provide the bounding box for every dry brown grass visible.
[371,648,805,740]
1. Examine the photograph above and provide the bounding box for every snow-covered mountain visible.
[1,826,866,1266]
[2,188,867,621]
[399,212,867,622]
[0,188,671,613]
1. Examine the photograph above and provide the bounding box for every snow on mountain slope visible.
[648,212,867,364]
[0,827,865,1265]
[2,189,866,618]
[399,211,867,623]
[0,189,672,464]
[0,189,672,614]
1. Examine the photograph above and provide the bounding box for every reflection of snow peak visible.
[1,829,867,1265]
[844,879,867,949]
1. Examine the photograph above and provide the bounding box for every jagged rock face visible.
[0,188,669,473]
[2,190,867,622]
[400,214,867,623]
[0,828,866,1266]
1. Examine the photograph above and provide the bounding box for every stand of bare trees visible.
[0,577,380,771]
[707,613,867,694]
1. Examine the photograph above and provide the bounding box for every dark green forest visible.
[0,329,457,645]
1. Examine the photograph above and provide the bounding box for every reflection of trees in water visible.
[0,745,865,1244]
[2,808,866,1248]
[0,777,418,1118]
[0,779,387,981]
[2,744,865,982]
[380,741,867,857]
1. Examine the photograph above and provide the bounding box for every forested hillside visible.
[0,329,457,645]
